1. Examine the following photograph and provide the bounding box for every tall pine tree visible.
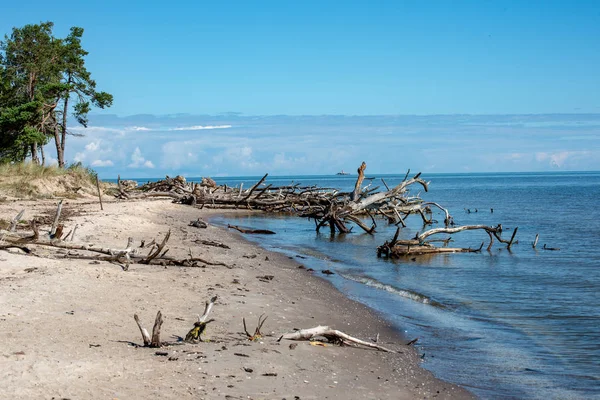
[0,22,112,166]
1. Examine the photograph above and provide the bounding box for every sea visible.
[126,172,600,399]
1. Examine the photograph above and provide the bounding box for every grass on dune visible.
[0,162,99,199]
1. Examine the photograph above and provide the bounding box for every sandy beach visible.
[0,196,474,399]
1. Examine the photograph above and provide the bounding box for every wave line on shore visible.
[339,273,446,308]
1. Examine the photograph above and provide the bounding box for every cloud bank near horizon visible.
[54,113,600,179]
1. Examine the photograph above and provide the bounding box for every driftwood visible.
[188,218,208,229]
[95,175,104,211]
[278,325,395,352]
[0,227,233,269]
[110,163,523,259]
[543,244,560,251]
[131,297,218,347]
[134,311,163,347]
[10,210,25,232]
[377,224,519,257]
[50,200,63,238]
[114,164,443,236]
[227,225,276,235]
[243,314,267,341]
[193,239,230,249]
[185,296,217,343]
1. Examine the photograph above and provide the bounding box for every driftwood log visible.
[377,224,519,257]
[115,163,451,237]
[278,325,395,352]
[0,228,233,269]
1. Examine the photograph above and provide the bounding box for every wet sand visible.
[0,198,474,399]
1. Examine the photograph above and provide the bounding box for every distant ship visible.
[336,170,350,175]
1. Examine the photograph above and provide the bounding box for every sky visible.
[1,1,599,176]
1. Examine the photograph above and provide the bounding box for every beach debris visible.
[200,177,217,188]
[188,218,208,228]
[243,314,268,341]
[194,238,230,249]
[278,326,395,352]
[257,275,274,282]
[321,269,334,275]
[0,227,234,269]
[134,311,164,348]
[95,175,104,211]
[49,200,63,239]
[406,338,419,346]
[377,224,519,258]
[227,225,276,235]
[9,209,25,232]
[542,244,560,251]
[113,163,454,238]
[185,295,218,343]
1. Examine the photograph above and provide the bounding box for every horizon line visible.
[90,111,600,119]
[104,170,600,180]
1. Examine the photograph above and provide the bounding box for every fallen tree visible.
[0,225,233,270]
[377,224,519,257]
[115,162,451,236]
[278,325,395,352]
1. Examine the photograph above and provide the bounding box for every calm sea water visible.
[125,172,600,399]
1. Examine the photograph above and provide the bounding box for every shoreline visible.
[0,197,474,399]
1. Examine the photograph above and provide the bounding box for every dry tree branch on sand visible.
[278,326,395,353]
[185,296,218,343]
[243,314,268,341]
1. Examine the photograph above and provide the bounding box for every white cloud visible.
[169,125,232,131]
[85,140,100,151]
[45,156,58,166]
[160,141,201,169]
[65,114,600,176]
[210,146,260,170]
[70,125,152,137]
[128,147,154,168]
[91,159,114,167]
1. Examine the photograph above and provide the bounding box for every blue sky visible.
[1,1,599,176]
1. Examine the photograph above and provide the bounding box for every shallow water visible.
[140,172,600,399]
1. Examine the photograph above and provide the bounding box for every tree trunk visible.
[58,91,69,168]
[54,124,65,168]
[40,144,46,166]
[30,143,40,165]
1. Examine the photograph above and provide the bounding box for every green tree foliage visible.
[0,22,112,166]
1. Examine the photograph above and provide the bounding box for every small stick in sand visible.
[9,209,25,232]
[50,200,63,238]
[96,175,104,211]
